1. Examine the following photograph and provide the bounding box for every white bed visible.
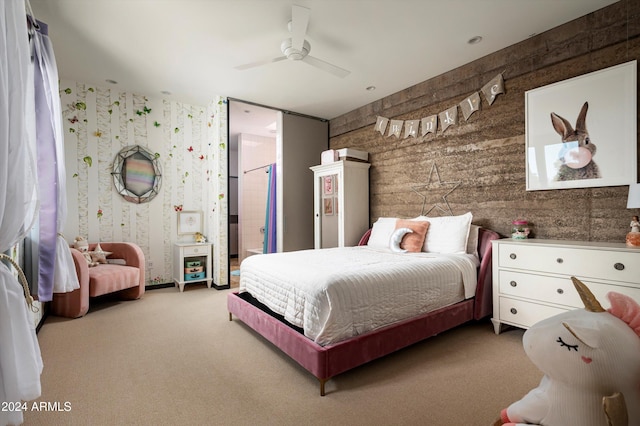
[239,246,479,346]
[229,220,499,395]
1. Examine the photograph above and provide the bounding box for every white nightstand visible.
[173,242,213,292]
[491,238,640,334]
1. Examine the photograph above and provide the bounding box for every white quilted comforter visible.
[239,246,479,346]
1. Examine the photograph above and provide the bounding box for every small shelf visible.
[173,242,213,292]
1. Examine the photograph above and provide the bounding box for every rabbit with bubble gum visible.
[551,102,601,182]
[495,277,640,426]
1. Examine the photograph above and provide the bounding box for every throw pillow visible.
[367,217,398,249]
[90,243,112,264]
[389,227,413,252]
[395,219,430,253]
[413,212,472,254]
[466,224,480,257]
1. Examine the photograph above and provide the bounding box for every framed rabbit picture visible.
[525,60,637,191]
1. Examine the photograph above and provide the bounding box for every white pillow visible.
[413,212,473,254]
[466,224,480,257]
[367,217,397,249]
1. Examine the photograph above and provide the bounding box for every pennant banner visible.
[375,116,389,135]
[388,120,403,138]
[404,119,419,138]
[421,115,437,137]
[372,72,506,139]
[481,73,504,106]
[460,92,481,121]
[439,106,458,133]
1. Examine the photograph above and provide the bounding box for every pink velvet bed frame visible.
[227,227,500,395]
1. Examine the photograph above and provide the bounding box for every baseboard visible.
[212,283,230,290]
[146,282,174,290]
[35,302,48,334]
[145,282,230,290]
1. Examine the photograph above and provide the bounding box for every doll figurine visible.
[628,216,640,247]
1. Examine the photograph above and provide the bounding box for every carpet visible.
[27,287,542,425]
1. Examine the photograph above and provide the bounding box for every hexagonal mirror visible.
[111,145,162,203]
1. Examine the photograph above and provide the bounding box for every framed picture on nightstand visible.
[177,210,202,235]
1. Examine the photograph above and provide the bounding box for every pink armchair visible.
[51,242,145,318]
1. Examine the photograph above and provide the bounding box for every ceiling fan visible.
[234,5,350,78]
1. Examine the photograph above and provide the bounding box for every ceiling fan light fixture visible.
[281,38,310,61]
[235,5,350,78]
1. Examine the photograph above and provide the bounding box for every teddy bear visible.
[72,236,99,267]
[194,232,206,243]
[495,276,640,426]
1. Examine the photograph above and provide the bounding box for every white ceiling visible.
[228,99,279,141]
[30,0,617,121]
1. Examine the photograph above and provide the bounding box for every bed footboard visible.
[228,291,474,395]
[227,292,328,374]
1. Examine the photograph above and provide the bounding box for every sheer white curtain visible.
[0,1,43,425]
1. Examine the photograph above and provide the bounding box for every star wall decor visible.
[411,163,461,216]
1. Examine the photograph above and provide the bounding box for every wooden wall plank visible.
[329,0,639,242]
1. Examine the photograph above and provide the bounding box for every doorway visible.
[228,100,278,282]
[227,99,329,287]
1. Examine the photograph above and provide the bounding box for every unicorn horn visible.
[571,276,605,312]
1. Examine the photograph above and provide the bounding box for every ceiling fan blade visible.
[302,55,351,78]
[234,56,287,71]
[290,5,310,52]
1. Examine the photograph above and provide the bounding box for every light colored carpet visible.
[25,286,542,426]
[230,257,240,288]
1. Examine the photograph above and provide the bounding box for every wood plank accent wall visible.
[329,0,640,242]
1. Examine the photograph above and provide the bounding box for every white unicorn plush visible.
[496,277,640,426]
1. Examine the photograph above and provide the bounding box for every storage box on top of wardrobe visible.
[336,148,368,162]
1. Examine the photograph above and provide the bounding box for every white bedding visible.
[239,246,479,346]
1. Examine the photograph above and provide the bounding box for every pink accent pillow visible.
[395,219,430,253]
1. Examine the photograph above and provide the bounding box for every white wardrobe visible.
[310,160,370,249]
